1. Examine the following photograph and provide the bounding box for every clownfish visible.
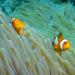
[11,18,25,35]
[52,33,70,55]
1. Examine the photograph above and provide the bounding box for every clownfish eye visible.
[64,41,67,44]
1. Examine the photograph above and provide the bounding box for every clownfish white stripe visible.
[60,39,68,49]
[11,18,16,22]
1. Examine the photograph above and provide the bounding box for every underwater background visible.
[0,0,75,75]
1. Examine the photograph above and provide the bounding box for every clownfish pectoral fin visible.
[58,33,64,43]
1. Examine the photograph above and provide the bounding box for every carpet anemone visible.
[0,0,75,75]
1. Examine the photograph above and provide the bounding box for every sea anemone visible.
[0,0,75,75]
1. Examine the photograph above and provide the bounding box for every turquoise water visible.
[0,0,75,75]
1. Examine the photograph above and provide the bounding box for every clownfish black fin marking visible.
[52,40,54,46]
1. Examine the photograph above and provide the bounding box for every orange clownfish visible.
[52,33,70,55]
[11,18,25,35]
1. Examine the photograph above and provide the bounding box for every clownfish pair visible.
[52,33,70,55]
[11,18,70,55]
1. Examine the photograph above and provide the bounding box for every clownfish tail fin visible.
[54,32,56,40]
[52,32,57,46]
[52,41,54,46]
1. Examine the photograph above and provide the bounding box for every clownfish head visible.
[11,18,25,35]
[11,18,25,29]
[60,39,70,50]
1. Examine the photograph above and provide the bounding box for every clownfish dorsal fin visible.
[58,33,64,43]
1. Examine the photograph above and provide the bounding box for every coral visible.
[0,1,75,75]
